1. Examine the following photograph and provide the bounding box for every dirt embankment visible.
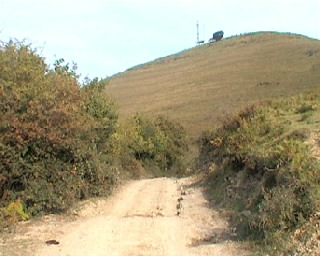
[1,177,251,256]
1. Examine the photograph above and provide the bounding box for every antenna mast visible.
[196,20,199,45]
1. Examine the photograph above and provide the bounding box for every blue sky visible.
[0,0,319,79]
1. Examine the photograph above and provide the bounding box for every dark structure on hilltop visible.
[209,30,224,42]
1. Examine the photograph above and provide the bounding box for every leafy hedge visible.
[0,40,189,229]
[197,93,320,254]
[0,40,119,219]
[111,114,188,177]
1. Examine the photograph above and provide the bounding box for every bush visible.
[113,114,188,177]
[0,39,189,229]
[0,40,119,217]
[197,94,320,254]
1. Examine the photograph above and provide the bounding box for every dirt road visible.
[1,177,251,256]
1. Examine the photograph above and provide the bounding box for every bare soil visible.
[1,177,251,256]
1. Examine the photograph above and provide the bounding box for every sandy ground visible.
[1,177,251,256]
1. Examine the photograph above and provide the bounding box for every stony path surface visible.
[1,177,251,256]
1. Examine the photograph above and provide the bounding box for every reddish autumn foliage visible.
[0,40,118,215]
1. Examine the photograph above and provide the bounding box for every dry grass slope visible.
[106,32,320,140]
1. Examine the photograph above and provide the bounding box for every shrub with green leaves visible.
[0,39,189,225]
[113,114,188,177]
[197,92,320,253]
[0,39,119,217]
[154,116,188,175]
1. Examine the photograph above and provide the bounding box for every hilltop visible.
[106,32,320,139]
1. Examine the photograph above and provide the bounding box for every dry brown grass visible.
[106,32,320,141]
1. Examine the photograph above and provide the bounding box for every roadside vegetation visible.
[197,91,320,255]
[112,114,188,178]
[2,33,320,255]
[0,40,188,230]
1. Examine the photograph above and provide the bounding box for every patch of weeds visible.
[286,128,311,141]
[296,103,317,114]
[299,112,313,122]
[305,48,319,57]
[0,200,29,231]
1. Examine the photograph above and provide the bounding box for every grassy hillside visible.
[106,32,320,139]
